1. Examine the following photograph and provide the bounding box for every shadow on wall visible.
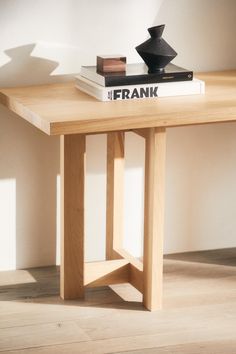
[0,43,112,269]
[0,104,60,269]
[0,43,77,88]
[0,44,66,269]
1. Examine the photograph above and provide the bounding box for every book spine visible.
[105,72,193,87]
[76,79,205,102]
[80,67,193,87]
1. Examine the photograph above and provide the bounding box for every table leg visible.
[106,132,125,260]
[143,127,166,311]
[60,134,86,299]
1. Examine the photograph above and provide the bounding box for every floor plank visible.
[0,321,90,352]
[0,248,235,354]
[115,339,236,354]
[2,330,236,354]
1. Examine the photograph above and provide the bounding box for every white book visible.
[75,75,205,102]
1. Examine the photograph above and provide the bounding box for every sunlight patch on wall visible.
[124,133,145,258]
[0,179,16,270]
[124,166,144,258]
[0,51,11,67]
[56,174,61,266]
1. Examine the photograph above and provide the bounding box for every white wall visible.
[0,0,236,269]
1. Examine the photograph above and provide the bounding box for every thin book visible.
[80,63,193,87]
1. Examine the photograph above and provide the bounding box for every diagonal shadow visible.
[0,43,76,88]
[0,248,236,311]
[0,43,74,274]
[0,266,144,311]
[165,247,236,267]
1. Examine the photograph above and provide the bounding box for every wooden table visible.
[0,71,235,311]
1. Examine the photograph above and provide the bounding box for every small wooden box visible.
[97,55,126,73]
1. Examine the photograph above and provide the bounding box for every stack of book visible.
[75,63,205,101]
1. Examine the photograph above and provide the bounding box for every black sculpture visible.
[136,24,177,73]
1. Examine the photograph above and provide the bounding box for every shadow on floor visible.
[0,248,235,311]
[0,265,144,311]
[165,247,236,266]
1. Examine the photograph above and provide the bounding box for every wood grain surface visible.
[0,71,235,135]
[60,134,85,299]
[143,128,166,310]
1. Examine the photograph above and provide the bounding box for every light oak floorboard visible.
[0,248,235,353]
[2,330,236,354]
[115,340,236,354]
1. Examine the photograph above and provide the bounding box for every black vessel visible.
[136,25,177,73]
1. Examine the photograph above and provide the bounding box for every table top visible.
[0,70,235,136]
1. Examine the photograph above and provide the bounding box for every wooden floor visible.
[0,248,236,354]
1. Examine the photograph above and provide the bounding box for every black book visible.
[80,63,193,87]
